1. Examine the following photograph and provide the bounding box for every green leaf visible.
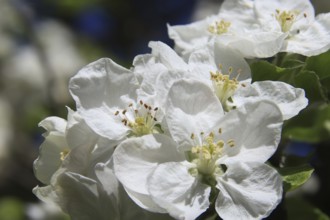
[306,50,330,80]
[0,197,24,220]
[294,70,328,103]
[283,104,330,143]
[251,60,298,83]
[278,164,314,192]
[286,197,330,220]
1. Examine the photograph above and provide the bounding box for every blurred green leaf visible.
[283,104,330,143]
[0,197,24,220]
[294,70,328,103]
[278,164,314,192]
[286,197,330,220]
[306,50,330,80]
[251,60,298,83]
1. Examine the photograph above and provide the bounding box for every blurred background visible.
[0,0,329,219]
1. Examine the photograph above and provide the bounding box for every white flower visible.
[254,0,330,56]
[33,109,120,219]
[69,58,165,141]
[113,79,283,220]
[169,0,330,58]
[135,41,308,119]
[168,0,286,58]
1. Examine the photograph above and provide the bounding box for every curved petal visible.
[39,116,66,136]
[69,58,137,110]
[34,131,67,184]
[148,41,188,71]
[283,13,330,56]
[254,0,315,24]
[69,58,138,140]
[215,162,282,220]
[66,108,98,150]
[188,40,251,82]
[167,18,214,56]
[149,162,211,220]
[166,79,224,150]
[234,81,308,120]
[55,172,119,220]
[218,101,283,164]
[113,134,184,212]
[224,31,286,58]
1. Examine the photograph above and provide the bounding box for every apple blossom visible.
[69,58,165,141]
[135,41,307,119]
[113,79,283,220]
[168,0,330,58]
[254,0,330,56]
[168,0,286,58]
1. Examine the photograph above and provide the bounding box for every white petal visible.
[94,163,120,200]
[218,101,283,164]
[254,0,315,23]
[149,162,211,220]
[166,79,223,150]
[234,81,308,120]
[56,172,119,220]
[69,58,138,140]
[65,108,98,149]
[33,185,59,207]
[283,13,330,56]
[148,41,189,70]
[113,134,184,212]
[224,31,286,58]
[39,116,67,136]
[167,18,214,56]
[220,0,255,24]
[34,132,67,184]
[213,40,251,81]
[187,40,251,82]
[80,108,130,140]
[69,58,137,110]
[215,162,282,220]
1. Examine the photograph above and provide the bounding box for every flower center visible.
[275,9,300,32]
[60,149,70,161]
[208,20,231,35]
[188,130,235,186]
[115,100,161,137]
[210,67,239,112]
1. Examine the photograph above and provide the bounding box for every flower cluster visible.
[33,0,330,219]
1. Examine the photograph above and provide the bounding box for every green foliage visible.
[283,104,330,143]
[286,197,330,220]
[0,198,24,220]
[251,51,330,143]
[277,164,314,192]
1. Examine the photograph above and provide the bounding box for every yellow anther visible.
[208,20,231,35]
[275,9,300,32]
[210,69,239,111]
[114,101,161,136]
[191,133,195,140]
[227,139,235,147]
[60,149,70,161]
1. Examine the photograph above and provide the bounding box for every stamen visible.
[188,130,234,186]
[208,20,231,35]
[114,101,162,136]
[275,9,300,32]
[60,149,70,161]
[210,67,239,111]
